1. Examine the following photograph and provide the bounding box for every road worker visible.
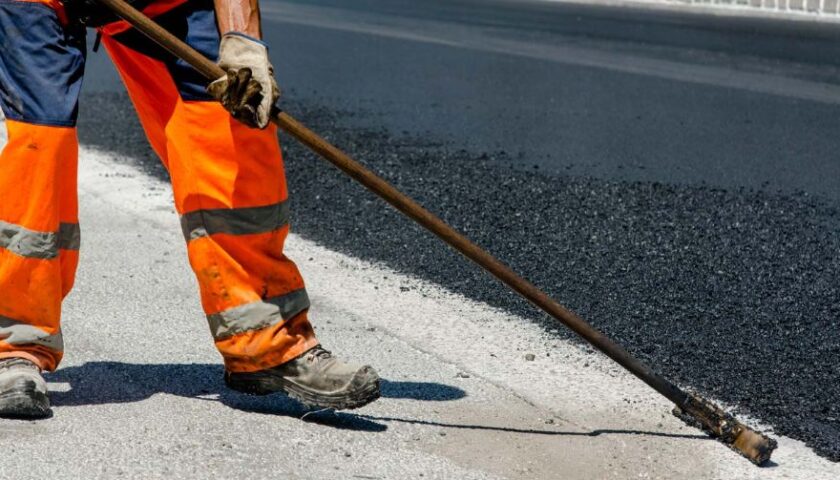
[0,0,380,418]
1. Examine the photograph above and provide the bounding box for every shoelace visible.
[306,346,334,362]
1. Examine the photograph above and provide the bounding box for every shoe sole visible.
[225,372,381,411]
[0,381,51,419]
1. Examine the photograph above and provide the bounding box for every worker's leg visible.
[0,0,85,372]
[101,0,318,373]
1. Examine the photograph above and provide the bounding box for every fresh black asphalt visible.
[78,0,840,462]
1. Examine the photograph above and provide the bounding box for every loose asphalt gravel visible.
[280,101,840,462]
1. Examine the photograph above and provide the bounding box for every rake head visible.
[673,393,777,465]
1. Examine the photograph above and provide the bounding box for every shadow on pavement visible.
[45,362,706,441]
[359,415,711,440]
[47,361,466,433]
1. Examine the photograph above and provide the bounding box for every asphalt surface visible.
[67,0,839,469]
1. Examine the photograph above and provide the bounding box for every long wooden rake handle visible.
[93,0,776,464]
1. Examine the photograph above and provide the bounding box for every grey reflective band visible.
[0,220,80,259]
[181,201,290,242]
[0,316,64,351]
[207,289,310,339]
[58,222,81,251]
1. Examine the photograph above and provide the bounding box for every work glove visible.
[207,33,280,129]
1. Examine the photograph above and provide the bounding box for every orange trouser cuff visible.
[0,350,58,371]
[219,312,320,373]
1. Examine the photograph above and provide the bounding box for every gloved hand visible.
[207,33,280,129]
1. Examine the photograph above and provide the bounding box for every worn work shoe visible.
[225,345,381,410]
[0,358,51,419]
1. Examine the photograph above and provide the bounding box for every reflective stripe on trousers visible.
[0,316,63,351]
[208,288,310,340]
[0,220,80,259]
[180,201,291,241]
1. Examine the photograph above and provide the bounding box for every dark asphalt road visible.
[79,0,840,462]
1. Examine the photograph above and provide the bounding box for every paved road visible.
[3,0,837,477]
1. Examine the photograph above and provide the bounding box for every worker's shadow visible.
[47,361,711,444]
[47,361,466,433]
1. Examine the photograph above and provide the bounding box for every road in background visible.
[544,0,840,22]
[86,0,840,200]
[75,0,840,468]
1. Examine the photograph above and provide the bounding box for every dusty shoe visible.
[0,358,51,419]
[225,345,380,410]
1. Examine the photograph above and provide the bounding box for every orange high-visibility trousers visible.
[0,0,318,372]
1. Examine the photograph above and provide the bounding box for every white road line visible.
[536,0,840,23]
